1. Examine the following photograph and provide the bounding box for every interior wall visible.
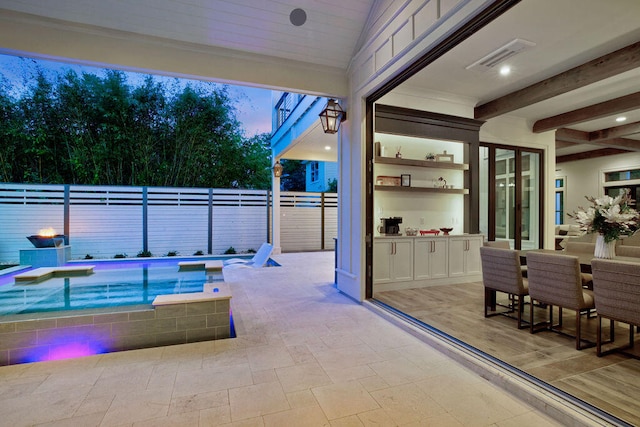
[556,152,640,224]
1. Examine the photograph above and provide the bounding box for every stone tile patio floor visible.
[0,251,575,426]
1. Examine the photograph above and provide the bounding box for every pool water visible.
[0,257,228,316]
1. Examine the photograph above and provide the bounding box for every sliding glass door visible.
[480,145,542,250]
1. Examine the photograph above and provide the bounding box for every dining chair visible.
[526,251,595,350]
[484,240,527,277]
[480,246,529,329]
[591,258,640,357]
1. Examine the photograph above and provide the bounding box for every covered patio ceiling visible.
[0,0,639,161]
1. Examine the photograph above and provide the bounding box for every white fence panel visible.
[281,206,322,252]
[148,206,209,257]
[69,205,143,259]
[212,206,267,254]
[0,183,337,263]
[323,207,338,249]
[0,205,65,263]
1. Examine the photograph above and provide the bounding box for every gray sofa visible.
[564,232,640,258]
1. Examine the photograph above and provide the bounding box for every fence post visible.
[64,185,70,245]
[208,188,213,254]
[266,190,271,244]
[321,192,325,250]
[142,187,148,253]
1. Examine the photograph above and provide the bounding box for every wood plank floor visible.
[375,281,640,425]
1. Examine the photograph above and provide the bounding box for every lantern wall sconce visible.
[273,160,283,177]
[319,99,346,134]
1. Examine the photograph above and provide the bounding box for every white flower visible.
[602,204,636,224]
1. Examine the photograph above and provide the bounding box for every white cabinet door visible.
[373,239,413,283]
[430,238,449,279]
[448,236,482,278]
[373,240,393,283]
[414,238,448,280]
[448,237,466,277]
[392,240,413,282]
[465,236,482,276]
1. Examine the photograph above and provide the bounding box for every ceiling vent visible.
[466,38,536,72]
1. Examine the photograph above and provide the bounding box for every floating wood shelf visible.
[375,156,468,170]
[374,185,468,194]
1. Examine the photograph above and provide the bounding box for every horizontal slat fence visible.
[0,183,337,263]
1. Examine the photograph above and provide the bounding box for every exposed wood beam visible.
[475,41,640,120]
[590,121,640,141]
[556,127,640,151]
[555,128,590,143]
[555,140,577,150]
[533,91,640,133]
[557,148,630,163]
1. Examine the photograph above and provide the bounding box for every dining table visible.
[522,249,640,274]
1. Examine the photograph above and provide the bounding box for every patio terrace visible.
[0,251,619,426]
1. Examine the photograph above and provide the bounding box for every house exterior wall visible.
[305,161,338,192]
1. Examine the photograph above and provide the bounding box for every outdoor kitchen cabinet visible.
[373,238,413,284]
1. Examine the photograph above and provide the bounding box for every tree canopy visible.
[0,66,272,189]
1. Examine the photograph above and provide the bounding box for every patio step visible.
[14,265,95,283]
[178,260,223,272]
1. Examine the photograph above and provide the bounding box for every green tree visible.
[327,178,337,192]
[280,159,306,191]
[0,62,273,189]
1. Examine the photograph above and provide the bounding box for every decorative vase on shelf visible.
[594,234,616,259]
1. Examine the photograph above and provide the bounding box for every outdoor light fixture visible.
[319,99,346,134]
[273,160,283,177]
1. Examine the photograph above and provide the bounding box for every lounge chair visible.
[223,243,273,268]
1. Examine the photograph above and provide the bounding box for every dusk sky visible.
[0,54,273,136]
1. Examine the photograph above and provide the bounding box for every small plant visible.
[247,248,256,254]
[114,253,127,259]
[84,254,94,260]
[137,250,153,258]
[166,250,178,257]
[193,250,204,256]
[224,246,237,255]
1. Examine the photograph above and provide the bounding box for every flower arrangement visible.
[569,189,640,243]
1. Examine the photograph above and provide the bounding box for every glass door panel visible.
[521,151,540,250]
[495,149,515,245]
[482,146,542,250]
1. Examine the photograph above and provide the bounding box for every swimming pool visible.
[0,257,227,316]
[0,255,257,365]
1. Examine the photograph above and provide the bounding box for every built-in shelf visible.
[374,185,468,194]
[375,156,468,170]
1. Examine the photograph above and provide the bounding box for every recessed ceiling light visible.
[324,145,331,151]
[499,65,511,76]
[616,116,627,122]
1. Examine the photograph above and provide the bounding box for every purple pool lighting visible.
[45,342,105,362]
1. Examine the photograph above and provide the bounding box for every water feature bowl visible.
[27,235,65,248]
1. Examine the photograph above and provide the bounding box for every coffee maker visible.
[378,217,403,235]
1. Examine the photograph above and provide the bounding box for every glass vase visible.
[594,234,616,259]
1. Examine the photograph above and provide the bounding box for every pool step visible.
[14,265,95,283]
[178,260,223,272]
[153,282,231,305]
